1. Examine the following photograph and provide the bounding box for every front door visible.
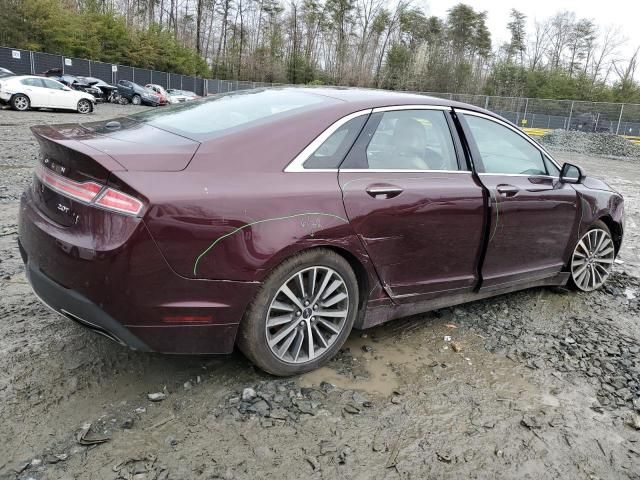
[339,107,486,302]
[458,111,579,289]
[41,78,72,108]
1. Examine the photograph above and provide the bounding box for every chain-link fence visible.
[419,92,640,138]
[2,45,640,140]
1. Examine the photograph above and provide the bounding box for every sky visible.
[426,0,639,75]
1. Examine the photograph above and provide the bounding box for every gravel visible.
[539,129,640,158]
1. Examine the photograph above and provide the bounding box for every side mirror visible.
[560,163,584,184]
[62,86,71,91]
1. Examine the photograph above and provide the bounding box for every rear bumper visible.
[22,250,151,351]
[18,189,260,354]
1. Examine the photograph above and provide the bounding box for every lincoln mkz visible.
[18,88,624,375]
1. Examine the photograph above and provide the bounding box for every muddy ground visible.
[0,104,639,480]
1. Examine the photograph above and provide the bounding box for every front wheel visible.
[569,220,615,292]
[238,249,359,376]
[77,99,92,114]
[131,94,141,105]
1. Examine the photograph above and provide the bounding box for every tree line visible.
[1,0,639,102]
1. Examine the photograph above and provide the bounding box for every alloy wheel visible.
[571,228,615,291]
[77,100,91,114]
[14,95,29,111]
[265,266,349,364]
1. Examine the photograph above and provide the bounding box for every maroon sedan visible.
[18,88,624,375]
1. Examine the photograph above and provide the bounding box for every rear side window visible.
[463,114,548,175]
[21,78,43,87]
[130,89,335,140]
[303,116,367,169]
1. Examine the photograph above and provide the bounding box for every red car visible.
[18,88,624,375]
[145,84,169,105]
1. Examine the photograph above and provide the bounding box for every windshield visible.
[128,88,335,140]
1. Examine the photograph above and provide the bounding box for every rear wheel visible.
[569,220,615,292]
[131,94,141,105]
[238,249,358,376]
[11,94,30,111]
[77,99,92,114]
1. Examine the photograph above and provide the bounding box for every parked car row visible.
[0,65,202,113]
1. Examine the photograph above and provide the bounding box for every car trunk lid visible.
[34,118,201,172]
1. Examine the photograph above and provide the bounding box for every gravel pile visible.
[218,379,373,425]
[539,129,640,158]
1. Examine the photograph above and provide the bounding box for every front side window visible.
[464,114,548,175]
[303,115,367,169]
[42,78,65,90]
[363,110,458,170]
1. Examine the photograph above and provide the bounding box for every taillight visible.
[35,164,144,216]
[36,164,102,202]
[95,188,143,215]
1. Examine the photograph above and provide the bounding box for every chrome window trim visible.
[478,173,557,179]
[284,109,372,172]
[284,105,453,173]
[457,109,562,171]
[341,169,470,174]
[372,105,451,113]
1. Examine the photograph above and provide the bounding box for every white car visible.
[0,75,96,114]
[167,89,199,104]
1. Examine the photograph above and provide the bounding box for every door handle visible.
[496,185,519,197]
[366,186,403,199]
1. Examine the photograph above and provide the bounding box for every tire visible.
[237,249,359,376]
[131,95,142,105]
[568,220,615,292]
[77,99,92,114]
[11,94,30,111]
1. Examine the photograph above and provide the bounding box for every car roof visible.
[3,75,59,81]
[260,86,496,120]
[297,86,477,109]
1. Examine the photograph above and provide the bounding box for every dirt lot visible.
[0,104,639,480]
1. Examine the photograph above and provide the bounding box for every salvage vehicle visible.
[77,76,118,102]
[41,69,102,99]
[144,84,169,105]
[0,75,95,113]
[167,89,199,103]
[18,88,624,375]
[117,80,161,106]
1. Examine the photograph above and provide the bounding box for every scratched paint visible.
[193,212,349,276]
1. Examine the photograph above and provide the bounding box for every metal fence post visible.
[567,101,575,130]
[523,98,529,126]
[484,96,489,110]
[616,104,625,135]
[29,51,35,74]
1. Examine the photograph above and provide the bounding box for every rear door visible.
[20,78,49,107]
[338,106,486,302]
[458,111,579,289]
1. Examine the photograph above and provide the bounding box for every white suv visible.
[0,75,96,114]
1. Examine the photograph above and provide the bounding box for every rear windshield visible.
[128,88,334,140]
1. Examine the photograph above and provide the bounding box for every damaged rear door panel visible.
[338,107,486,303]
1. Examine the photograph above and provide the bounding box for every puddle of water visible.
[299,314,541,403]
